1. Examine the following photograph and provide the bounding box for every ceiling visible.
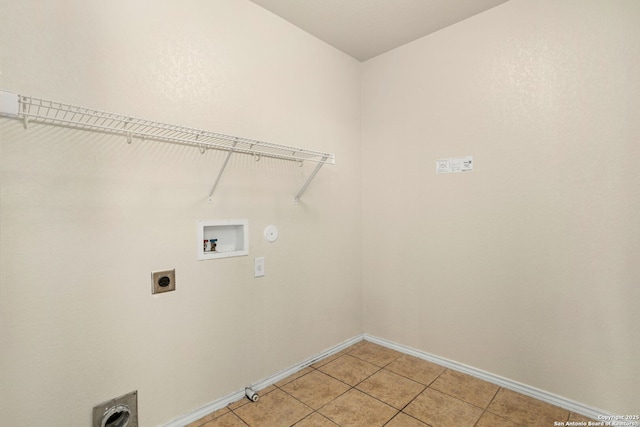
[249,0,510,61]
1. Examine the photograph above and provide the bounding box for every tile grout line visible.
[273,363,357,427]
[295,342,400,416]
[282,348,403,427]
[471,386,505,427]
[320,345,451,427]
[381,365,444,427]
[272,352,359,426]
[343,347,446,427]
[380,381,429,427]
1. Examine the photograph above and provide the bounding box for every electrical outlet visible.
[254,257,265,278]
[151,269,175,294]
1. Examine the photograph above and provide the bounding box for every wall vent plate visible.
[152,269,175,294]
[92,390,138,427]
[264,225,278,243]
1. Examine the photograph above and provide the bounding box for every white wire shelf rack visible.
[0,90,334,202]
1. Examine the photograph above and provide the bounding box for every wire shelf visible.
[0,90,334,202]
[9,94,334,164]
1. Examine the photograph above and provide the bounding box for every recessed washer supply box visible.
[198,219,248,260]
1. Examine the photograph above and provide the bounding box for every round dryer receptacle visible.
[101,404,131,427]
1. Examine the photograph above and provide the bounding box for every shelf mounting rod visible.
[294,155,328,204]
[208,139,238,202]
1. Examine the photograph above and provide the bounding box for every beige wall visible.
[2,0,639,425]
[0,1,361,426]
[362,0,639,415]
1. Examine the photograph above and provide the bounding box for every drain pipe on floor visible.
[245,387,259,402]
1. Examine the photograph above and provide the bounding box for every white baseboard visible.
[164,333,620,426]
[162,335,364,427]
[362,334,617,421]
[249,334,365,392]
[162,389,246,427]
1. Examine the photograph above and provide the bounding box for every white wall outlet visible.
[254,257,265,278]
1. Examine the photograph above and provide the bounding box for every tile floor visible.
[186,341,594,427]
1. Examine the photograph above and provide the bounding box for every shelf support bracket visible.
[208,140,238,202]
[294,156,328,204]
[0,91,336,204]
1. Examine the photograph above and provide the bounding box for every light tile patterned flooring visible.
[186,341,594,427]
